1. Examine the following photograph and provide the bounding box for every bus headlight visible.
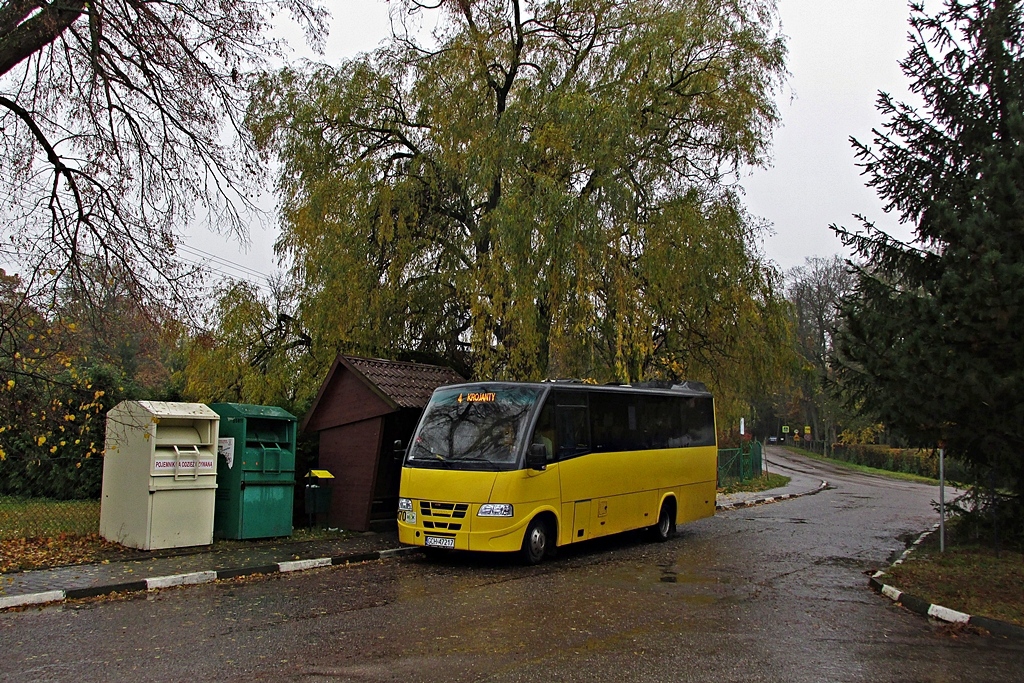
[478,503,514,517]
[398,498,413,511]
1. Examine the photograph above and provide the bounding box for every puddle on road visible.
[576,558,720,586]
[657,563,717,585]
[744,517,808,524]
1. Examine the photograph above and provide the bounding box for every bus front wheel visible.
[653,501,677,542]
[520,517,551,565]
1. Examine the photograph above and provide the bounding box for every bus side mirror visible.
[526,443,547,470]
[393,440,405,462]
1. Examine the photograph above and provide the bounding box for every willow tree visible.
[182,280,320,415]
[249,0,789,387]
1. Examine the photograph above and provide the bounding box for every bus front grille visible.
[420,501,469,519]
[423,521,463,530]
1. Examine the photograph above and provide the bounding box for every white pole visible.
[939,448,945,553]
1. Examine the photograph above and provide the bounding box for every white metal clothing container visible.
[99,401,220,550]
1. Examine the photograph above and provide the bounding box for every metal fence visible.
[717,441,763,486]
[0,456,103,540]
[0,496,100,540]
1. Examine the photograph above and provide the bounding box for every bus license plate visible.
[424,536,455,549]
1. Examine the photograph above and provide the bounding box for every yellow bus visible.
[396,381,717,563]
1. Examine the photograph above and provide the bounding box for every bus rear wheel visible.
[520,517,551,565]
[653,501,676,542]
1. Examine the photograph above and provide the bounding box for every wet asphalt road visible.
[2,448,1022,682]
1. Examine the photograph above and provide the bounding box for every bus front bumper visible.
[397,508,529,553]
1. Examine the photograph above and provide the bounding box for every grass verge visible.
[884,531,1024,628]
[718,472,791,495]
[784,447,939,485]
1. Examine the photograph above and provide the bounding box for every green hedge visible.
[0,454,102,500]
[830,444,967,480]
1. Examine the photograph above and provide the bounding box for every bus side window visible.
[556,405,590,460]
[589,391,636,453]
[681,397,716,446]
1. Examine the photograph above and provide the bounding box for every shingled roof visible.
[301,354,466,433]
[342,355,465,409]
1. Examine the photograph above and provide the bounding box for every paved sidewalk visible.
[2,458,826,610]
[1,531,407,609]
[715,445,828,508]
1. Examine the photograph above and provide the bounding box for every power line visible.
[0,245,280,294]
[175,246,278,293]
[177,244,278,282]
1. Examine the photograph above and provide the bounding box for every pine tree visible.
[834,0,1024,531]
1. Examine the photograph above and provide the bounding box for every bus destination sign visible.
[457,392,497,404]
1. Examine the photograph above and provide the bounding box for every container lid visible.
[120,401,220,419]
[209,403,296,420]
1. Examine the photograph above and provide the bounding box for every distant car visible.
[768,436,778,443]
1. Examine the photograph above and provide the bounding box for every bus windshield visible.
[406,386,541,471]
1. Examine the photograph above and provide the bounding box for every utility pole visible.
[939,447,945,553]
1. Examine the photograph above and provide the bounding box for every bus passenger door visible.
[535,391,593,545]
[551,394,591,542]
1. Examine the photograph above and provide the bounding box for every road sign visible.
[782,426,790,434]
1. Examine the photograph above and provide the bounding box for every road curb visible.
[715,479,829,511]
[869,524,1024,640]
[0,546,420,612]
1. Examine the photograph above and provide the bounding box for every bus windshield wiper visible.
[430,452,454,468]
[450,456,506,470]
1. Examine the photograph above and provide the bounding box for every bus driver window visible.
[532,402,555,461]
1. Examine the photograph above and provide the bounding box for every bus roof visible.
[435,380,713,399]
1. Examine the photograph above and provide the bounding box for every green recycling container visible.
[210,403,297,539]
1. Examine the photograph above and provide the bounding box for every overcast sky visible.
[187,0,929,289]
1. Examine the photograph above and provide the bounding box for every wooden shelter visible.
[302,355,464,531]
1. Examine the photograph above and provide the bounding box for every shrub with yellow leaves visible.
[1,323,112,499]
